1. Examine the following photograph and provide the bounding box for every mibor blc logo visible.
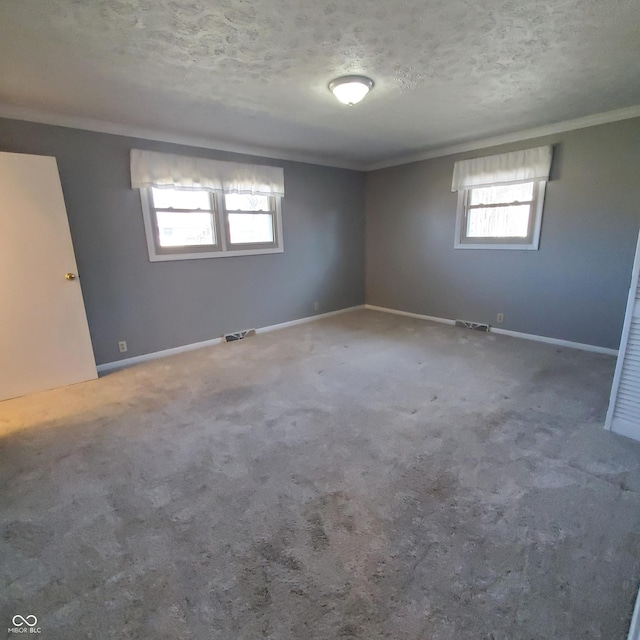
[8,615,41,634]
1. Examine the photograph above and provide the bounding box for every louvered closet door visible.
[606,230,640,441]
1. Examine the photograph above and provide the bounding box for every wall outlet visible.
[118,340,128,353]
[313,301,320,311]
[496,313,504,324]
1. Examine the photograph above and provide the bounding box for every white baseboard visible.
[365,304,618,356]
[97,336,223,372]
[364,304,456,326]
[98,303,616,372]
[96,305,364,373]
[255,305,363,334]
[491,326,617,356]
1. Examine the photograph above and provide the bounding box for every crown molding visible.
[0,104,364,171]
[2,102,639,174]
[365,104,640,171]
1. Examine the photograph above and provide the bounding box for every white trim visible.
[92,302,620,372]
[1,103,639,173]
[605,230,640,431]
[627,584,640,640]
[454,244,540,251]
[454,180,546,251]
[608,416,640,441]
[139,188,285,262]
[453,189,465,249]
[96,305,364,372]
[365,304,618,355]
[364,304,455,326]
[145,246,284,261]
[365,105,640,171]
[491,326,618,356]
[97,336,224,372]
[0,104,361,171]
[255,305,364,334]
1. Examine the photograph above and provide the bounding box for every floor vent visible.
[224,329,256,343]
[455,319,490,332]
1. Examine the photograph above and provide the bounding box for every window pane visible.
[469,182,534,205]
[228,213,274,244]
[156,211,215,247]
[467,205,530,238]
[152,187,211,210]
[224,194,271,211]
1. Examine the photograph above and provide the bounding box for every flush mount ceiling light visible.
[328,75,374,106]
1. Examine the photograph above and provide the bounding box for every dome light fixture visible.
[328,75,374,106]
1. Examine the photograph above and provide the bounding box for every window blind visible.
[451,145,553,192]
[130,149,285,196]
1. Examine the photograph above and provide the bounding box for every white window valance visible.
[451,145,553,192]
[130,149,285,196]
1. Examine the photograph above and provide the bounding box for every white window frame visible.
[140,188,284,262]
[454,179,547,251]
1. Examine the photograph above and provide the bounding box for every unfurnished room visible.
[1,1,640,639]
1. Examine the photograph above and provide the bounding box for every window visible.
[131,149,284,262]
[224,194,277,247]
[451,145,552,250]
[147,188,219,255]
[140,188,282,261]
[456,180,546,249]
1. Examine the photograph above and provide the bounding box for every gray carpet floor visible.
[2,309,640,639]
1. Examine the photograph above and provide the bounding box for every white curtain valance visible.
[130,149,285,196]
[451,145,553,192]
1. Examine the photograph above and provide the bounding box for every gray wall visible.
[366,118,640,350]
[0,118,366,365]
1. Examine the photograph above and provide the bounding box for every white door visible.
[605,229,640,440]
[0,152,97,401]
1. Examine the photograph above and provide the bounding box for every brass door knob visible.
[65,273,77,281]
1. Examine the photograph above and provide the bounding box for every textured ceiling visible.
[0,0,639,167]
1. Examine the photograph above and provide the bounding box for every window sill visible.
[148,246,284,262]
[454,242,539,250]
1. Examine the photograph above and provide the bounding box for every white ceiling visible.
[0,0,639,169]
